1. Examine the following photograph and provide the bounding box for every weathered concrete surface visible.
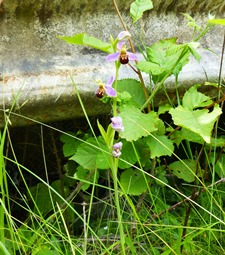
[0,0,225,127]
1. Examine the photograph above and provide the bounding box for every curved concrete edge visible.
[0,47,223,127]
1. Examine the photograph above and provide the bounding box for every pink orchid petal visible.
[117,41,125,50]
[127,52,138,61]
[113,141,123,150]
[107,76,115,86]
[117,31,131,41]
[105,85,117,97]
[106,52,120,62]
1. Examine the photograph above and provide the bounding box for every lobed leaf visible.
[169,104,222,143]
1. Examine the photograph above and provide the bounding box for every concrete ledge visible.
[0,0,225,127]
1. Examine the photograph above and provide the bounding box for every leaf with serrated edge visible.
[169,104,222,143]
[120,105,159,142]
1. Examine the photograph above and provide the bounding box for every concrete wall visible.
[0,0,225,127]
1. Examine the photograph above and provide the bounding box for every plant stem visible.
[111,158,125,255]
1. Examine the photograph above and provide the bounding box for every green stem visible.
[111,158,125,255]
[110,62,125,254]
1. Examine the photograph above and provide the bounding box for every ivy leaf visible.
[146,134,174,158]
[117,79,146,107]
[120,168,150,195]
[58,33,113,53]
[169,104,222,143]
[130,0,153,23]
[120,105,159,142]
[169,160,197,182]
[182,85,212,110]
[70,137,110,170]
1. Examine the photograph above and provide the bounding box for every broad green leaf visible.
[118,140,138,169]
[170,128,204,146]
[130,0,153,23]
[58,33,113,53]
[120,105,159,142]
[182,85,212,110]
[120,168,150,195]
[207,19,225,26]
[117,79,146,107]
[60,132,80,157]
[169,104,222,143]
[71,137,110,170]
[136,61,165,75]
[169,160,197,182]
[146,134,174,158]
[74,166,99,191]
[138,38,192,82]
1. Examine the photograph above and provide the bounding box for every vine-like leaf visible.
[130,0,153,23]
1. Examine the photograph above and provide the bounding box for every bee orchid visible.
[106,42,138,65]
[95,76,116,98]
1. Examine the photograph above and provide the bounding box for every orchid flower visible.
[117,31,131,41]
[95,76,116,98]
[112,141,123,158]
[106,42,138,65]
[111,116,124,132]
